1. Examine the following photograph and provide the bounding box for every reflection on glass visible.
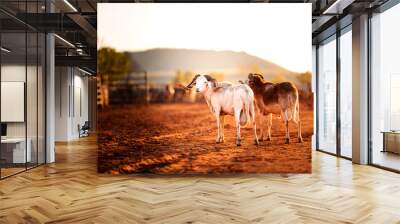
[38,33,46,165]
[371,3,400,171]
[27,31,38,169]
[340,29,352,158]
[318,37,337,154]
[1,32,27,177]
[0,2,46,179]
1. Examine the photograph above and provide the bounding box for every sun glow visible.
[98,3,311,73]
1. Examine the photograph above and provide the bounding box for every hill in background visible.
[126,48,306,86]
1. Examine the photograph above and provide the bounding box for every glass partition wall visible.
[316,26,352,159]
[317,35,337,155]
[0,31,27,177]
[316,0,400,171]
[339,27,352,159]
[0,3,46,179]
[370,3,400,171]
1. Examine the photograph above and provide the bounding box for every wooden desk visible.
[1,138,31,163]
[381,131,400,154]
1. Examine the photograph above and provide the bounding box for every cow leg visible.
[234,109,241,146]
[258,112,265,141]
[220,115,225,143]
[267,113,272,141]
[255,105,264,141]
[298,120,303,143]
[251,103,259,145]
[215,109,222,143]
[284,110,290,144]
[253,121,259,145]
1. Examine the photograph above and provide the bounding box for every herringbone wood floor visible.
[1,136,400,224]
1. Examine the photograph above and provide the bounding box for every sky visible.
[98,3,311,73]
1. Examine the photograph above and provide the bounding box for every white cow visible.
[186,74,259,146]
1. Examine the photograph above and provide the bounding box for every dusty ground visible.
[98,103,313,174]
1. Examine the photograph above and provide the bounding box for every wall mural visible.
[97,3,313,174]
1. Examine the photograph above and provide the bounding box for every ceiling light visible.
[323,0,341,14]
[1,47,11,53]
[63,0,78,12]
[322,0,354,15]
[54,34,75,48]
[78,67,93,76]
[76,48,85,55]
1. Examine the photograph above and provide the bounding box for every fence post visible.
[144,71,149,104]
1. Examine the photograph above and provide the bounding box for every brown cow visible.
[247,73,302,144]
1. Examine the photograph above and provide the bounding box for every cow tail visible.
[239,101,249,126]
[285,94,294,121]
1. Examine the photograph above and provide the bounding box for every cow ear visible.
[208,80,216,88]
[204,75,216,88]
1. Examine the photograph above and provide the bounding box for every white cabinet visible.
[1,138,32,163]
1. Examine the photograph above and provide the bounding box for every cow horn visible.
[204,75,217,88]
[186,74,200,89]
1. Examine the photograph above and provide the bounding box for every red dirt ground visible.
[98,103,313,174]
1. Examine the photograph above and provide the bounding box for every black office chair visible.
[78,121,90,138]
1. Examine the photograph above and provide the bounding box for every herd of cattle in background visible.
[107,72,313,107]
[109,82,200,104]
[107,72,200,105]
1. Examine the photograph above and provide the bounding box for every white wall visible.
[1,65,34,138]
[55,66,70,141]
[1,65,25,136]
[55,67,89,141]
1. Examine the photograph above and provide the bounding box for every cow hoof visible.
[236,140,241,146]
[266,137,272,141]
[285,138,290,144]
[254,139,259,145]
[298,137,303,143]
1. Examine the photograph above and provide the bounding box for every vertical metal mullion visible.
[336,29,341,157]
[367,11,373,165]
[25,0,28,171]
[36,0,39,167]
[316,45,320,151]
[44,39,47,164]
[44,33,47,164]
[67,67,71,118]
[73,68,75,118]
[60,68,61,117]
[0,23,2,179]
[44,0,48,164]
